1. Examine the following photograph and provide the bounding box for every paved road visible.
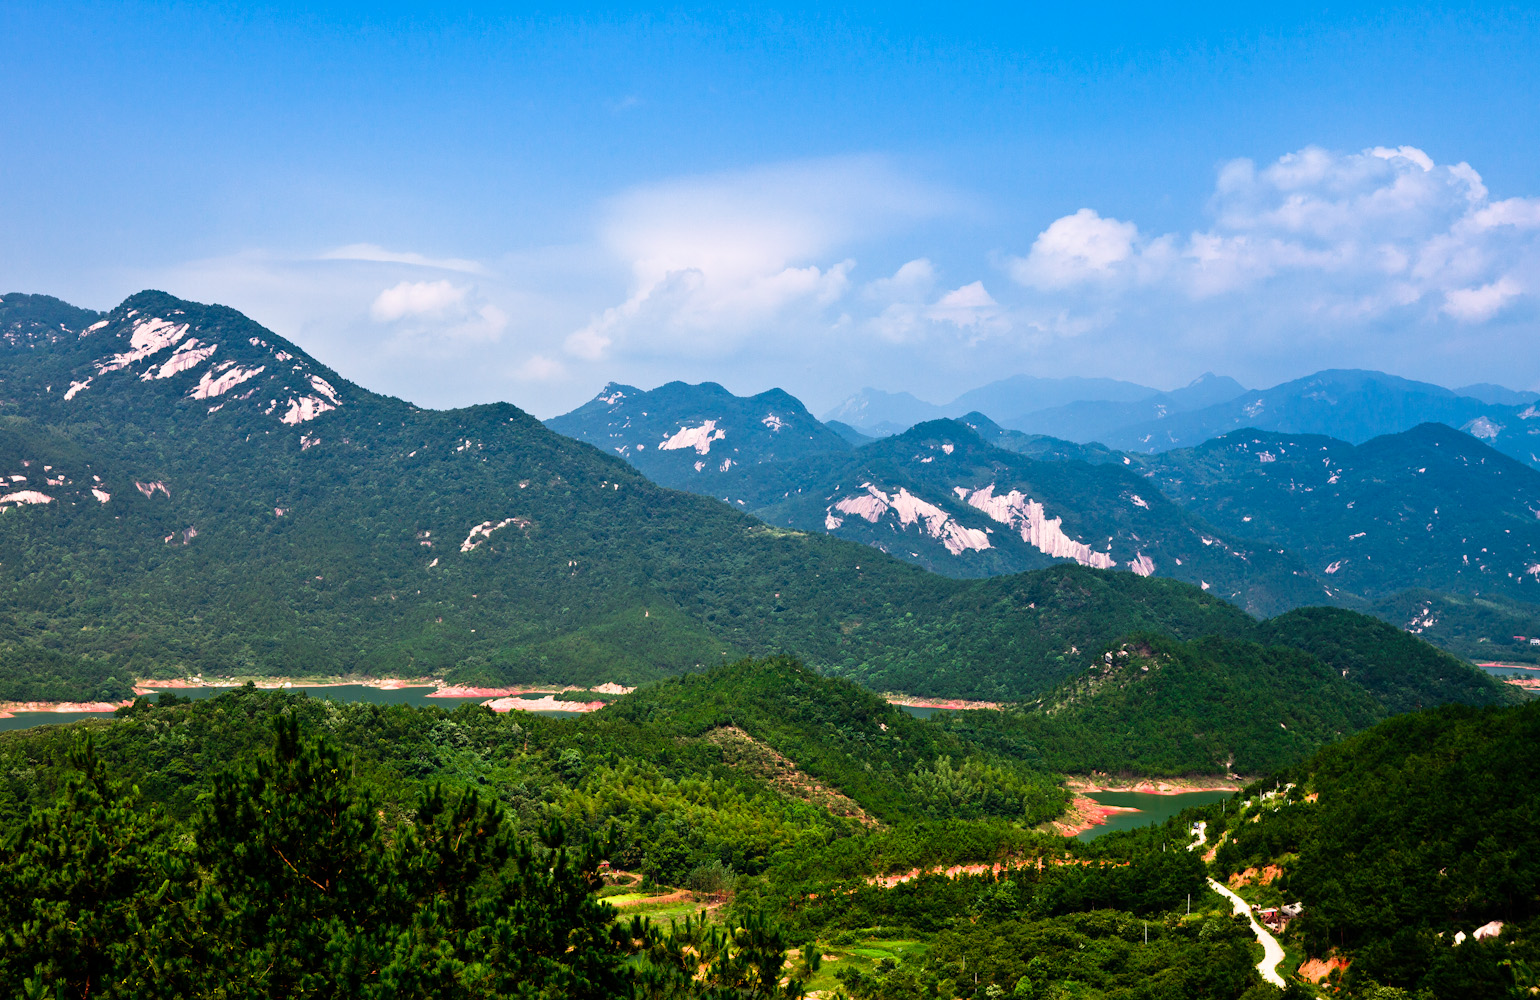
[1209,878,1287,987]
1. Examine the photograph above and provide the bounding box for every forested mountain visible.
[547,380,1540,640]
[711,420,1328,615]
[1145,422,1540,603]
[1,656,1525,997]
[0,290,1313,703]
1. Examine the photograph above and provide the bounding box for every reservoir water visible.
[0,684,584,733]
[1076,789,1234,841]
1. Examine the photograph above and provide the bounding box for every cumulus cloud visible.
[1009,145,1540,323]
[926,281,1001,329]
[1443,276,1522,322]
[1010,209,1139,289]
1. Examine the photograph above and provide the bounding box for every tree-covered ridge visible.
[1143,699,1540,998]
[1254,605,1513,713]
[604,657,1066,824]
[936,618,1513,778]
[1146,421,1540,604]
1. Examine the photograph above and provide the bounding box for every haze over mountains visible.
[822,370,1540,468]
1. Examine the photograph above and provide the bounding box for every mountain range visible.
[822,369,1540,472]
[0,288,1519,719]
[550,378,1540,661]
[0,289,1370,705]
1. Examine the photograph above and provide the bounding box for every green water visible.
[0,685,583,733]
[1075,790,1234,841]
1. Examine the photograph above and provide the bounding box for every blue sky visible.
[4,3,1539,415]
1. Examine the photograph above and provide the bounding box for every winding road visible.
[1208,879,1287,987]
[1188,820,1286,988]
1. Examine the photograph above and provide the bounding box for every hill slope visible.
[941,613,1512,776]
[1204,699,1540,996]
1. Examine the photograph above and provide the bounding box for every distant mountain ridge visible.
[1099,369,1540,467]
[818,369,1540,472]
[547,377,1540,655]
[544,380,850,485]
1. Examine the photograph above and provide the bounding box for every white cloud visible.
[1008,144,1540,326]
[1010,209,1139,289]
[1444,276,1522,322]
[926,281,1000,329]
[370,280,468,321]
[565,157,950,359]
[513,354,565,380]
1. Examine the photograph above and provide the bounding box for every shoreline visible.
[1047,794,1144,837]
[4,677,639,720]
[1065,775,1247,795]
[884,695,1001,711]
[1048,776,1247,837]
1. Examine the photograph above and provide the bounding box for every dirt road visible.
[1209,878,1286,987]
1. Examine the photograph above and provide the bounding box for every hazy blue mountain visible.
[1097,369,1540,468]
[1145,422,1540,605]
[1004,372,1248,440]
[950,374,1157,422]
[824,420,876,446]
[1456,382,1540,406]
[544,380,850,491]
[823,374,1169,437]
[819,388,943,437]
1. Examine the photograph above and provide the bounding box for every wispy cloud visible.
[321,243,485,274]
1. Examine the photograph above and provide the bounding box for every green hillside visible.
[1191,699,1540,996]
[1370,587,1540,665]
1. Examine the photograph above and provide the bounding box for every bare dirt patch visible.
[1298,954,1350,983]
[1229,864,1283,888]
[703,726,878,826]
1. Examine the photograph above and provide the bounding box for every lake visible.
[1479,663,1540,678]
[0,684,584,733]
[1076,789,1235,841]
